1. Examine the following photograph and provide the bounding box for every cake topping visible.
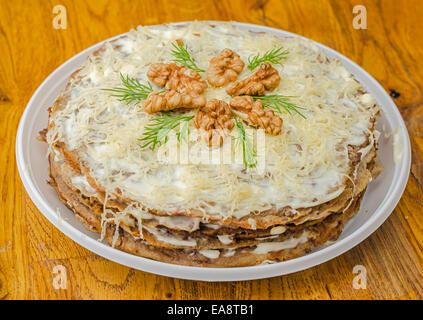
[207,48,245,87]
[230,96,282,135]
[139,113,194,150]
[170,40,205,73]
[102,74,156,104]
[147,62,208,94]
[226,62,280,96]
[252,94,306,118]
[234,118,257,171]
[247,46,289,70]
[194,99,234,146]
[143,90,206,113]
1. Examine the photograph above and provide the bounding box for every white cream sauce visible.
[217,235,233,245]
[143,226,197,247]
[253,232,309,254]
[199,249,220,259]
[71,175,96,194]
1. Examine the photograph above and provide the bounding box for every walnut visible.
[143,90,206,114]
[206,49,245,87]
[230,96,282,135]
[226,62,280,96]
[147,63,207,95]
[194,99,235,146]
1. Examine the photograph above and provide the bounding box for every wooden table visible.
[0,0,422,300]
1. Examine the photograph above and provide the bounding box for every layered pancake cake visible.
[42,22,382,267]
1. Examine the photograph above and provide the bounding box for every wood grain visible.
[0,0,422,300]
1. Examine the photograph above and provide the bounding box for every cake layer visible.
[49,149,372,255]
[50,154,365,267]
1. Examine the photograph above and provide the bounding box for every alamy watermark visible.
[52,265,67,290]
[352,264,367,289]
[155,127,266,174]
[52,5,67,30]
[352,5,367,30]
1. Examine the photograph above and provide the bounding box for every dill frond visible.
[139,113,194,150]
[103,73,156,104]
[234,118,257,172]
[170,41,205,73]
[253,94,306,118]
[247,47,289,70]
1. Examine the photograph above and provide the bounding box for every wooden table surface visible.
[1,0,422,300]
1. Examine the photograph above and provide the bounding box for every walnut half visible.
[230,96,282,135]
[226,62,280,96]
[207,49,245,87]
[194,99,235,146]
[147,63,207,95]
[143,90,206,114]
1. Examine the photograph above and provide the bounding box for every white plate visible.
[16,22,411,281]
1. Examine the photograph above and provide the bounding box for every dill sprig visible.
[253,94,306,119]
[170,41,205,73]
[176,120,190,143]
[103,73,156,104]
[139,113,194,150]
[234,118,257,172]
[247,47,289,70]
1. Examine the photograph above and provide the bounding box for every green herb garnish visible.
[247,47,289,70]
[253,94,306,118]
[176,119,190,143]
[103,73,156,104]
[170,41,205,73]
[139,114,194,150]
[234,118,257,171]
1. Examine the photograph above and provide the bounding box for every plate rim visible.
[16,20,411,281]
